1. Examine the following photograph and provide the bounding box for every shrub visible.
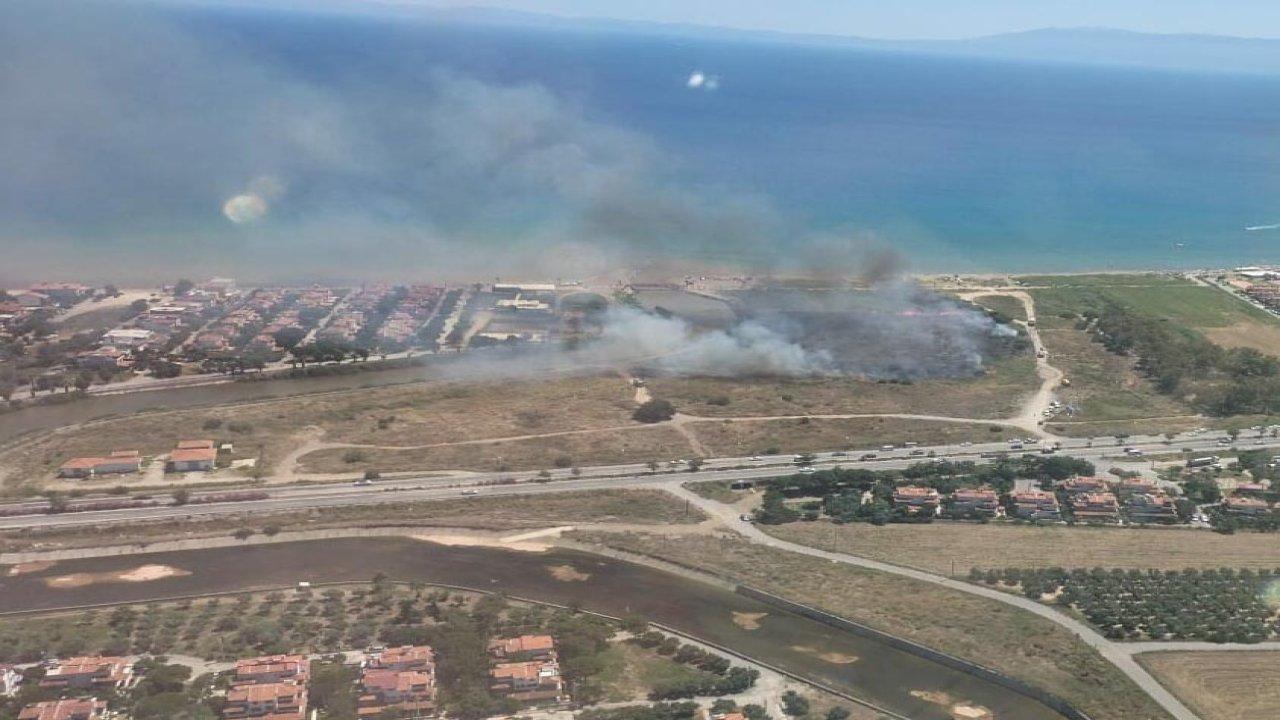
[633,399,676,423]
[342,449,368,464]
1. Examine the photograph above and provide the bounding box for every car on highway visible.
[750,456,761,461]
[461,489,478,496]
[352,479,374,486]
[859,453,878,461]
[909,449,925,456]
[798,466,816,474]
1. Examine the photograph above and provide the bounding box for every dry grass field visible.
[647,356,1039,420]
[1137,651,1280,720]
[297,425,693,474]
[765,522,1280,575]
[687,417,1018,456]
[1036,326,1192,431]
[0,375,638,489]
[575,531,1172,720]
[969,294,1028,321]
[1201,322,1280,355]
[0,489,703,553]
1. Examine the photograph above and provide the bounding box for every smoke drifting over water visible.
[0,0,785,283]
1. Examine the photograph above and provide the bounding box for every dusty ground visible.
[644,356,1040,420]
[1036,327,1193,430]
[765,522,1280,575]
[573,531,1170,720]
[687,417,1019,456]
[297,425,694,474]
[0,489,706,553]
[1201,322,1280,355]
[0,375,639,490]
[1137,651,1280,720]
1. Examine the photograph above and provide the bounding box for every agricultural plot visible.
[975,567,1280,642]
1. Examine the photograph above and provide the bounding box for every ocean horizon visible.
[4,3,1280,282]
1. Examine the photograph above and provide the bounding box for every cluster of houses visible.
[887,475,1189,524]
[5,638,564,720]
[191,288,304,357]
[9,655,130,720]
[374,285,445,349]
[1,284,94,343]
[487,634,565,704]
[315,284,444,351]
[314,286,386,345]
[58,439,219,478]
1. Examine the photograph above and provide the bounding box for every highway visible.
[2,426,1271,530]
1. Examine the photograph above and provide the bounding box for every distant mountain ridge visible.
[182,1,1280,75]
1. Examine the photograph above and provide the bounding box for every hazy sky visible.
[338,0,1280,40]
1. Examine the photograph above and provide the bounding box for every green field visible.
[1022,274,1278,331]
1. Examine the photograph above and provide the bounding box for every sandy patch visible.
[547,564,591,582]
[790,645,858,664]
[6,561,57,576]
[45,564,190,588]
[411,532,552,553]
[731,611,768,630]
[910,690,991,719]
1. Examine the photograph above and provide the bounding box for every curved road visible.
[664,481,1199,720]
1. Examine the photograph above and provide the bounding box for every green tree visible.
[633,399,676,423]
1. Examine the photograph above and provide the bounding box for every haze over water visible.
[5,2,1280,280]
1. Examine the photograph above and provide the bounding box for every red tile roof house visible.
[1223,496,1272,516]
[1009,489,1062,521]
[57,451,142,479]
[166,439,218,472]
[891,486,940,516]
[1234,482,1269,497]
[488,635,557,662]
[1070,492,1121,523]
[488,660,565,704]
[1059,477,1109,495]
[17,698,107,720]
[947,487,1001,517]
[39,656,132,690]
[356,669,437,718]
[222,681,307,720]
[232,655,310,686]
[1124,493,1180,524]
[369,646,436,672]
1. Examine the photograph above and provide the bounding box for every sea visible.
[8,3,1280,278]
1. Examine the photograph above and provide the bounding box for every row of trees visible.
[1086,302,1280,415]
[974,566,1280,643]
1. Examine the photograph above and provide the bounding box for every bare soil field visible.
[687,417,1019,456]
[0,375,638,489]
[765,522,1280,575]
[297,425,693,474]
[575,531,1171,720]
[1202,321,1280,355]
[0,489,702,554]
[1137,651,1280,720]
[647,356,1039,420]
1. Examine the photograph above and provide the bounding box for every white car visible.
[461,489,478,496]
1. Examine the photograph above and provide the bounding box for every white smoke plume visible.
[596,306,831,376]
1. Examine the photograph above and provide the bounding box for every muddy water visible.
[0,538,1064,720]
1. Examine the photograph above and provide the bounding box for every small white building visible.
[103,328,153,347]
